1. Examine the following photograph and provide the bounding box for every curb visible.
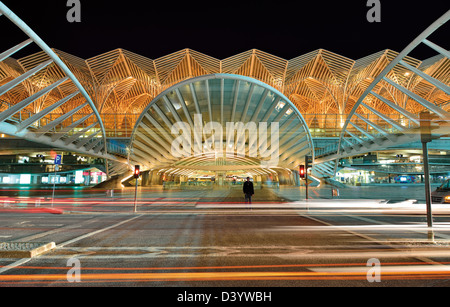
[0,242,56,258]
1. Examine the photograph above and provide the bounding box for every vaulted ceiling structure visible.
[2,47,448,141]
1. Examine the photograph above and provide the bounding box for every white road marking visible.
[0,258,31,274]
[310,264,450,273]
[57,215,143,248]
[0,215,143,275]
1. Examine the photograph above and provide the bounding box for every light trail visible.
[3,261,448,271]
[1,267,450,283]
[3,195,450,214]
[2,261,450,285]
[2,275,449,286]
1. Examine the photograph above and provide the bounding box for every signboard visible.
[54,155,62,165]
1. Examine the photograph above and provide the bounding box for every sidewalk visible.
[207,188,286,204]
[272,184,440,203]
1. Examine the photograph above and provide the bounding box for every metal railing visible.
[106,142,128,157]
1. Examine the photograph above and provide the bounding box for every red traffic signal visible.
[299,165,306,179]
[134,165,141,179]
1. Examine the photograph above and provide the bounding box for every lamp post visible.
[305,155,313,200]
[134,165,140,213]
[420,112,434,241]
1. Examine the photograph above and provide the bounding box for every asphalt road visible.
[1,185,450,291]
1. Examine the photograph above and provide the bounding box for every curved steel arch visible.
[318,11,450,162]
[129,73,315,175]
[336,10,450,157]
[311,10,450,178]
[0,2,110,158]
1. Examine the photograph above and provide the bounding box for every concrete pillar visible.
[216,172,225,186]
[151,171,162,185]
[294,171,300,186]
[142,171,150,186]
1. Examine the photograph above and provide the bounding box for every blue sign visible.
[55,155,62,165]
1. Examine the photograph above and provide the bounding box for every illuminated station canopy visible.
[0,2,449,180]
[129,74,314,177]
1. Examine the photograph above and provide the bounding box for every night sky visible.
[0,0,449,61]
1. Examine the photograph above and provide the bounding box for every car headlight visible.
[445,196,450,203]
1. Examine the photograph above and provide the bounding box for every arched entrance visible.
[128,74,314,188]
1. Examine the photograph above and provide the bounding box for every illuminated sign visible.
[75,171,84,184]
[20,174,31,184]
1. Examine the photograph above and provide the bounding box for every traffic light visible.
[134,165,141,179]
[299,165,306,179]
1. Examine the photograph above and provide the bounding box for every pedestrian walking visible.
[243,177,254,205]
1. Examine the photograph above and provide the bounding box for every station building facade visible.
[1,47,449,188]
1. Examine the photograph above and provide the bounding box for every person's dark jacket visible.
[243,181,254,195]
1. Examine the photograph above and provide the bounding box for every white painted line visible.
[0,258,31,274]
[57,215,143,248]
[0,215,142,275]
[310,264,450,274]
[340,214,450,240]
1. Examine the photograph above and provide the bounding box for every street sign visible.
[54,155,62,165]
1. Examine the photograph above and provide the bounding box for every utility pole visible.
[420,112,434,241]
[305,155,313,200]
[133,165,141,213]
[52,154,62,207]
[299,165,306,199]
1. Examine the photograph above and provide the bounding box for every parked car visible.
[431,179,450,204]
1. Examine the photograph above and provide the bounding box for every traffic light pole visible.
[51,165,57,207]
[420,112,434,241]
[51,154,62,208]
[305,156,312,201]
[422,141,433,228]
[305,169,309,200]
[134,165,140,213]
[134,178,139,213]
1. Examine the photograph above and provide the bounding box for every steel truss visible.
[0,2,112,162]
[129,74,314,177]
[1,2,448,180]
[313,10,450,178]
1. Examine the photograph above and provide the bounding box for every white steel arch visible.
[128,74,315,176]
[313,10,450,178]
[0,2,111,159]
